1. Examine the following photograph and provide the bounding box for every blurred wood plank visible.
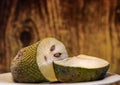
[0,0,15,73]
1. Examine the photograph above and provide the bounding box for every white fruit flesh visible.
[54,54,109,69]
[37,38,68,82]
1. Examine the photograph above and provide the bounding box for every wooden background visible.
[0,0,120,84]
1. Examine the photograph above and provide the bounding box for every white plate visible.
[0,72,120,85]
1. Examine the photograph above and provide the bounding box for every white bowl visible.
[0,72,120,85]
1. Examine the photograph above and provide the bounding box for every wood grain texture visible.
[0,0,120,84]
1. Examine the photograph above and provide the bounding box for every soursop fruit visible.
[11,42,46,83]
[53,54,109,83]
[37,38,68,82]
[11,38,68,83]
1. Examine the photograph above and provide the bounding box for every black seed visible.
[50,45,55,51]
[44,56,47,61]
[54,53,61,57]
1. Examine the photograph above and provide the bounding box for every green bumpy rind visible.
[54,63,109,83]
[10,42,47,83]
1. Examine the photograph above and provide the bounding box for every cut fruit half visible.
[37,38,68,82]
[54,54,109,82]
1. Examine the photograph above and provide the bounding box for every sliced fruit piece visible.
[11,42,47,83]
[54,54,109,82]
[37,38,68,82]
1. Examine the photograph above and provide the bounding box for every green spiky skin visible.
[11,42,47,83]
[54,63,109,83]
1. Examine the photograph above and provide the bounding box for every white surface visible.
[0,72,120,85]
[54,55,109,68]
